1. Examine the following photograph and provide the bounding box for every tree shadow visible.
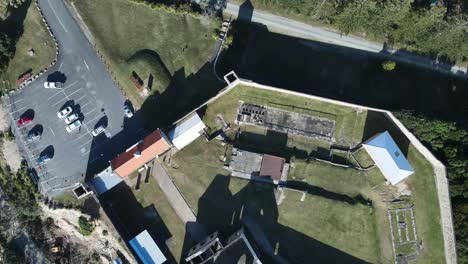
[0,0,31,64]
[185,174,370,263]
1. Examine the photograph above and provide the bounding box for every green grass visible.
[163,84,444,263]
[0,2,55,91]
[70,0,218,107]
[203,84,367,146]
[289,159,370,197]
[131,175,187,261]
[54,191,85,208]
[353,147,375,168]
[278,189,381,263]
[405,146,444,263]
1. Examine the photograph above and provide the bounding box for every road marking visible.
[48,0,68,33]
[83,60,90,71]
[58,62,63,70]
[49,127,56,137]
[82,108,96,117]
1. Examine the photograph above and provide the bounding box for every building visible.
[185,228,262,264]
[129,230,167,264]
[227,148,288,184]
[168,113,206,150]
[91,165,123,195]
[362,131,414,185]
[111,129,171,177]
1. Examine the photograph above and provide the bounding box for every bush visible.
[382,60,396,71]
[78,216,94,236]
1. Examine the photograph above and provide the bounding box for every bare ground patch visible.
[2,138,23,173]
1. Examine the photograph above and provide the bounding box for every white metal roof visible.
[92,166,123,195]
[129,230,166,264]
[167,113,206,150]
[362,131,414,185]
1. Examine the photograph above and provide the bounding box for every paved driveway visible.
[4,0,143,197]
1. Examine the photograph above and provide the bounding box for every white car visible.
[58,106,72,119]
[66,120,82,132]
[91,125,105,137]
[123,105,133,118]
[44,82,63,89]
[64,113,79,124]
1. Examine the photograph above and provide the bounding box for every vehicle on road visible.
[91,125,106,137]
[66,120,82,132]
[37,153,51,165]
[26,130,41,142]
[58,106,73,119]
[123,105,133,118]
[64,113,79,124]
[17,116,33,127]
[44,81,63,89]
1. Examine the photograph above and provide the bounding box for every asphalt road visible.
[223,2,468,78]
[5,0,143,197]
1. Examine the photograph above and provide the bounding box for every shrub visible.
[78,216,94,236]
[382,60,396,71]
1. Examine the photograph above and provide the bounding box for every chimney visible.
[133,150,141,158]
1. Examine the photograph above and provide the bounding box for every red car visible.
[17,116,33,127]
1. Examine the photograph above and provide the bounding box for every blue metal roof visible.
[363,131,414,184]
[129,230,166,264]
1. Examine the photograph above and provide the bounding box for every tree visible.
[334,0,377,35]
[381,60,396,71]
[0,0,26,20]
[78,216,94,236]
[0,33,13,71]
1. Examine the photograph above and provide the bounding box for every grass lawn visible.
[278,189,381,263]
[54,191,85,208]
[130,175,188,262]
[70,0,219,108]
[203,84,367,146]
[163,83,445,263]
[0,1,55,91]
[353,147,375,168]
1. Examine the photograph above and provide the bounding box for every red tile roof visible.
[259,154,285,181]
[111,129,171,177]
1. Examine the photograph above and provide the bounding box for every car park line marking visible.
[63,80,79,91]
[74,94,87,102]
[82,108,96,117]
[49,127,56,137]
[66,87,83,97]
[52,96,67,106]
[83,60,90,71]
[10,106,26,114]
[48,0,68,33]
[79,100,93,109]
[58,62,63,70]
[48,90,65,101]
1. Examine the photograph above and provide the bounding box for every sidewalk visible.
[151,160,207,242]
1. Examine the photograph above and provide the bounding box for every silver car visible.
[44,82,63,89]
[91,125,106,137]
[64,113,79,124]
[66,120,82,132]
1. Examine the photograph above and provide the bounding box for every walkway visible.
[151,160,207,242]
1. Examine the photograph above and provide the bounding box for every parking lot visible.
[4,67,143,196]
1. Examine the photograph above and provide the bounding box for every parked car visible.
[44,81,63,89]
[37,153,51,165]
[57,106,72,119]
[64,113,79,124]
[66,120,82,132]
[26,130,41,142]
[123,105,133,118]
[17,116,33,127]
[91,125,106,137]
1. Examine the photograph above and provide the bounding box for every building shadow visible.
[217,20,468,126]
[140,62,225,131]
[99,181,177,263]
[238,0,254,22]
[183,174,370,263]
